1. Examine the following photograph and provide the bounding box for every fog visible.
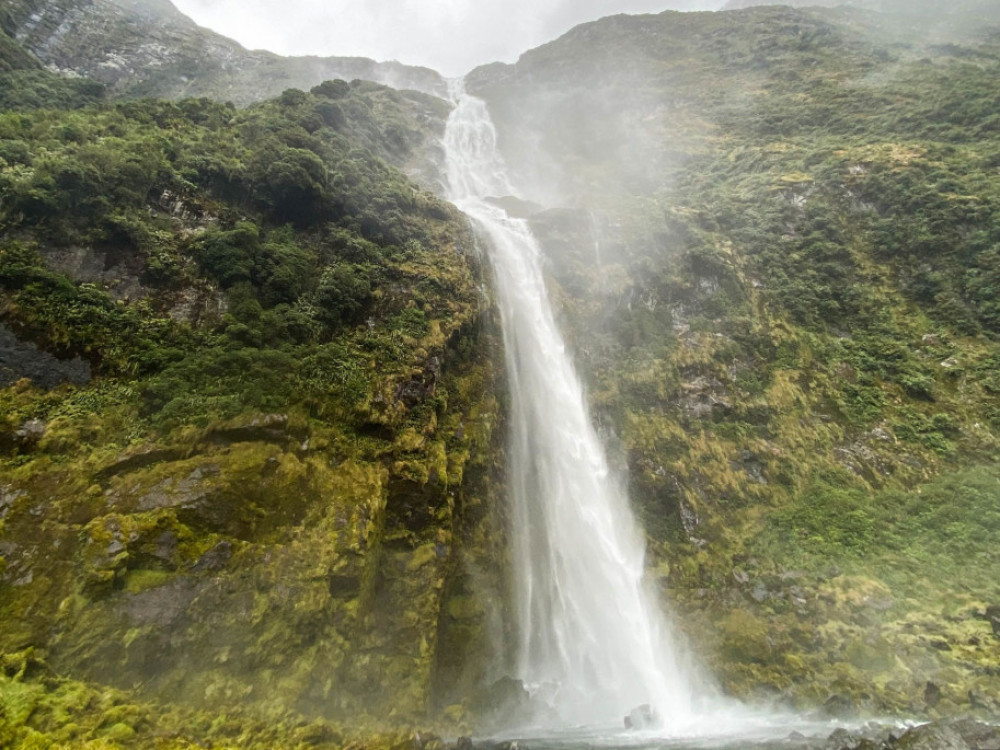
[170,0,725,76]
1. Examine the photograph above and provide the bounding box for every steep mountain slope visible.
[0,46,505,742]
[469,5,1000,715]
[1,0,446,104]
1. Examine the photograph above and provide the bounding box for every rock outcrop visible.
[3,0,446,103]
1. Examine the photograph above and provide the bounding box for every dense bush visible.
[0,76,470,434]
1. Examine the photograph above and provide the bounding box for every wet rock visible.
[894,722,970,750]
[624,703,657,730]
[678,500,700,535]
[678,376,732,420]
[122,579,198,627]
[924,681,942,708]
[822,693,858,719]
[42,244,147,301]
[12,569,34,587]
[827,727,856,747]
[0,541,29,586]
[0,322,91,388]
[153,531,177,563]
[139,477,206,512]
[733,450,767,484]
[828,724,898,750]
[106,539,126,557]
[136,465,221,513]
[327,573,358,597]
[190,541,232,572]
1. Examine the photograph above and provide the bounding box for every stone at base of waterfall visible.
[624,704,658,730]
[824,721,1000,750]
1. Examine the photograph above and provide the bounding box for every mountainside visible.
[724,0,1000,15]
[0,34,506,746]
[469,3,1000,716]
[2,0,1000,746]
[1,0,446,104]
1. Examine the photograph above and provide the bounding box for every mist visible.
[169,0,725,76]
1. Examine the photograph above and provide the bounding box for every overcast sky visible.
[170,0,725,76]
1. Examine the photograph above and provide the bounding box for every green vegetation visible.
[4,0,1000,738]
[0,648,450,749]
[0,43,502,739]
[474,4,1000,716]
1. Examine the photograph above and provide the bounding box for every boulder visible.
[624,704,657,730]
[827,727,857,747]
[895,722,970,750]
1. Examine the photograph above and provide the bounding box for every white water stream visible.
[443,80,705,731]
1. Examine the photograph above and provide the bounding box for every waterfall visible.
[442,79,702,730]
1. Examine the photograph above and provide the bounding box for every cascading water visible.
[443,79,703,731]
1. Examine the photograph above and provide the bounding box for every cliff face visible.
[468,4,1000,716]
[1,0,446,104]
[0,43,504,733]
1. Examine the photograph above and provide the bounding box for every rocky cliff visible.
[468,3,1000,717]
[1,0,446,104]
